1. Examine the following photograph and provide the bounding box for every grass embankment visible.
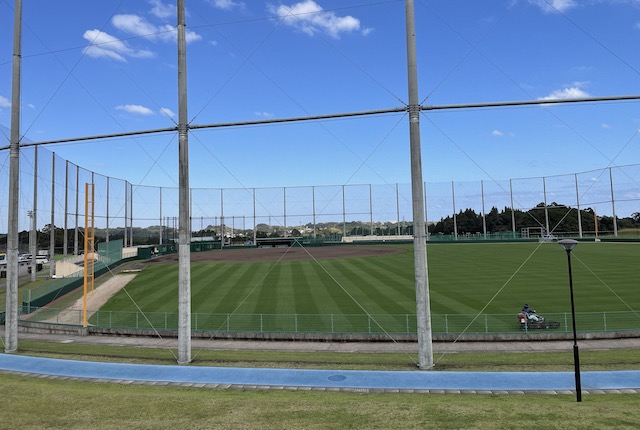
[1,372,639,429]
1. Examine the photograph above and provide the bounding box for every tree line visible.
[428,203,640,235]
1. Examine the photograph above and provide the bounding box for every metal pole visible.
[74,165,79,256]
[481,180,487,239]
[159,187,163,245]
[252,188,256,244]
[609,167,618,237]
[566,249,582,402]
[369,184,373,236]
[451,181,457,239]
[5,0,23,353]
[396,183,400,235]
[406,0,433,369]
[49,152,55,277]
[106,176,110,242]
[543,177,550,236]
[123,182,128,246]
[130,182,134,246]
[220,189,224,248]
[312,186,316,238]
[63,161,68,257]
[284,187,287,237]
[343,185,346,239]
[575,174,582,238]
[177,0,191,364]
[424,181,429,241]
[30,145,38,281]
[509,179,516,238]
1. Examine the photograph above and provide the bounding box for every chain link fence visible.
[22,308,640,336]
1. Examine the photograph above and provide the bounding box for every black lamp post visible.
[558,239,582,402]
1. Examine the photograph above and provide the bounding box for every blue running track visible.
[1,354,639,394]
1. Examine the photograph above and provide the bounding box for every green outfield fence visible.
[21,308,640,336]
[22,240,128,310]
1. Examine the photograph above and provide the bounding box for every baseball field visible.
[95,241,640,334]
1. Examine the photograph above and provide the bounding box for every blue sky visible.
[1,0,640,192]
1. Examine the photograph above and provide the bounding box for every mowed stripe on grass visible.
[101,242,640,318]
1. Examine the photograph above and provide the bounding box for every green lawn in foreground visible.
[101,242,640,317]
[1,373,639,430]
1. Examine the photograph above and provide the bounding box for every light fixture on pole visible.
[558,239,582,402]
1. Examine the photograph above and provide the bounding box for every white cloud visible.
[160,107,176,118]
[601,123,612,129]
[116,104,155,115]
[0,95,10,108]
[112,14,202,43]
[539,84,590,100]
[255,111,274,118]
[491,129,504,137]
[268,0,371,38]
[83,29,154,61]
[149,0,174,19]
[210,0,245,10]
[529,0,577,13]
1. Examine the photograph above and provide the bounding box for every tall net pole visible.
[83,183,95,328]
[177,0,192,364]
[406,0,433,369]
[5,0,23,354]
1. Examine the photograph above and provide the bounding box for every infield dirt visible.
[148,244,407,264]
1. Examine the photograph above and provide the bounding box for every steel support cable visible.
[0,24,181,68]
[542,0,640,78]
[190,245,300,361]
[186,131,297,232]
[292,237,420,367]
[415,0,517,105]
[14,19,181,187]
[432,242,546,367]
[188,128,354,249]
[189,235,420,367]
[185,28,407,192]
[201,109,410,186]
[186,2,407,174]
[118,66,178,127]
[6,1,190,202]
[16,0,127,141]
[426,30,640,187]
[47,224,181,360]
[416,0,640,168]
[186,4,290,125]
[422,97,640,234]
[578,127,640,195]
[187,109,409,234]
[280,1,406,107]
[311,114,410,220]
[572,253,640,320]
[548,206,579,236]
[421,112,550,233]
[415,0,640,176]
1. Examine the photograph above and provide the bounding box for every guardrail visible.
[22,308,640,336]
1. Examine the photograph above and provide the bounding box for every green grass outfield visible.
[96,242,640,332]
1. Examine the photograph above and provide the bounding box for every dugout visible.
[256,237,298,248]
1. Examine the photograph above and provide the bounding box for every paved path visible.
[1,329,639,394]
[5,327,640,353]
